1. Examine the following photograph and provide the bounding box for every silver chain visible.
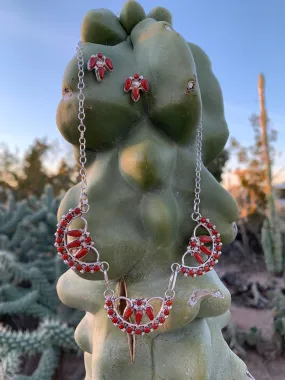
[76,41,89,213]
[192,120,203,221]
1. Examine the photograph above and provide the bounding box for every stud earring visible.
[124,73,149,102]
[87,52,113,82]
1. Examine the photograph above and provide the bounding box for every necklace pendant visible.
[104,294,174,335]
[180,216,222,277]
[54,207,102,274]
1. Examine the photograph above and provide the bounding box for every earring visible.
[87,52,113,81]
[124,73,149,102]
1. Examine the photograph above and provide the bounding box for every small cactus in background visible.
[0,186,84,379]
[258,74,284,274]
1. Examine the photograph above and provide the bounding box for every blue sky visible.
[0,0,284,182]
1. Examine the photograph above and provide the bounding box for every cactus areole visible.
[54,36,224,336]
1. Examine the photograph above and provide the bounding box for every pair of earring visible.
[87,52,149,102]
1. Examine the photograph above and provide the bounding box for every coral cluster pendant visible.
[104,295,173,335]
[87,52,113,81]
[124,73,149,102]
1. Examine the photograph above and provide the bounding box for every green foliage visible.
[0,186,84,379]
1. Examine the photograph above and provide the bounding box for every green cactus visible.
[0,186,84,379]
[56,1,254,379]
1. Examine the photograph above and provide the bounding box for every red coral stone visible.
[105,57,113,71]
[97,53,103,59]
[140,78,149,92]
[135,310,143,325]
[136,299,143,306]
[88,56,97,70]
[75,248,88,259]
[61,220,67,227]
[57,246,65,253]
[76,264,83,271]
[164,309,169,316]
[85,236,92,243]
[190,241,196,247]
[159,317,165,324]
[194,252,204,264]
[200,217,207,223]
[216,237,221,243]
[207,223,213,229]
[135,329,141,335]
[210,260,215,266]
[107,309,114,316]
[146,307,154,321]
[166,300,172,307]
[144,327,151,334]
[181,267,187,274]
[56,237,62,244]
[199,236,212,243]
[85,266,91,272]
[106,300,113,307]
[118,323,125,330]
[98,66,105,80]
[67,229,82,237]
[124,78,132,91]
[214,253,220,259]
[123,307,133,320]
[133,73,140,79]
[189,270,196,277]
[57,228,64,235]
[112,317,118,324]
[62,254,68,260]
[132,87,140,102]
[94,265,100,272]
[197,269,203,276]
[204,266,210,272]
[67,240,81,249]
[152,323,159,330]
[126,327,133,334]
[74,207,81,215]
[68,261,74,267]
[212,229,218,235]
[216,245,222,251]
[200,245,211,256]
[66,213,73,221]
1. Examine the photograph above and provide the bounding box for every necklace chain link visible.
[192,120,203,221]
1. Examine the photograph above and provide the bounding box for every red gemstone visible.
[62,254,68,260]
[56,237,62,244]
[200,245,211,256]
[133,73,140,79]
[123,307,133,320]
[197,269,203,276]
[181,267,187,274]
[214,253,220,259]
[136,299,143,306]
[88,56,97,70]
[164,309,169,316]
[66,213,73,221]
[119,323,125,330]
[159,317,165,324]
[97,53,103,59]
[200,217,207,223]
[194,252,204,264]
[146,307,154,321]
[105,57,113,71]
[98,66,105,80]
[207,223,213,229]
[199,236,212,243]
[126,327,133,334]
[60,220,67,227]
[67,240,81,249]
[190,241,196,247]
[189,270,195,276]
[106,300,113,307]
[124,78,132,91]
[57,246,65,253]
[152,323,159,330]
[74,207,81,215]
[204,266,210,272]
[68,261,74,267]
[135,329,141,335]
[107,309,114,316]
[76,264,83,271]
[94,265,100,272]
[85,266,91,272]
[166,300,172,307]
[216,245,222,251]
[210,260,215,266]
[85,236,92,243]
[75,248,88,259]
[140,78,148,92]
[135,310,143,325]
[112,317,118,324]
[212,229,218,235]
[144,327,151,334]
[67,229,82,237]
[57,228,64,235]
[216,237,221,243]
[132,87,140,102]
